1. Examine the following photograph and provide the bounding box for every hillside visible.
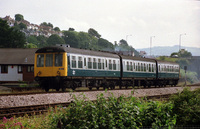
[137,45,200,56]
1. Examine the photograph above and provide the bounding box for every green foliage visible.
[175,58,190,69]
[15,14,24,21]
[178,49,192,58]
[40,22,53,28]
[48,94,176,128]
[119,39,128,46]
[63,31,79,48]
[97,38,114,51]
[159,56,166,60]
[0,18,26,48]
[47,34,65,46]
[54,27,60,31]
[170,88,200,126]
[180,69,199,84]
[26,43,37,48]
[88,28,101,39]
[1,88,200,128]
[27,35,38,44]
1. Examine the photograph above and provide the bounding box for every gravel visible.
[0,86,199,108]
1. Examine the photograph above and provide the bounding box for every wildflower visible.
[0,124,5,127]
[3,117,7,123]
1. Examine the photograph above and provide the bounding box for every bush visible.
[48,93,176,129]
[170,88,200,126]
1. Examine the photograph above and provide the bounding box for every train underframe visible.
[35,76,179,92]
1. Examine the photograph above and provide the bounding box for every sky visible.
[0,0,200,49]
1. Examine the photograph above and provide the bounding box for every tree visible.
[63,31,79,48]
[69,28,75,31]
[0,18,26,48]
[15,14,24,21]
[78,32,91,48]
[88,28,101,39]
[170,52,179,58]
[97,38,114,51]
[54,27,60,31]
[27,35,38,45]
[178,49,192,58]
[36,35,48,48]
[19,22,27,30]
[40,22,48,26]
[47,34,65,46]
[40,22,53,28]
[47,23,53,28]
[119,39,128,46]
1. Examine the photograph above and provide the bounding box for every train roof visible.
[35,46,120,58]
[157,60,179,65]
[35,46,179,66]
[121,55,156,63]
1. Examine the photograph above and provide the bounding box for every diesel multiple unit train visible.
[34,46,180,91]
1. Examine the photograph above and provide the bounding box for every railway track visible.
[0,93,173,120]
[0,85,186,97]
[0,102,71,119]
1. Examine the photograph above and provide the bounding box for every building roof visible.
[0,48,37,65]
[36,46,120,58]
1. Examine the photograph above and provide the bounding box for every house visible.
[0,48,37,83]
[2,16,15,27]
[139,51,147,57]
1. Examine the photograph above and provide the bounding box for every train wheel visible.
[62,87,66,92]
[89,87,92,90]
[96,87,100,90]
[56,88,60,91]
[45,87,49,92]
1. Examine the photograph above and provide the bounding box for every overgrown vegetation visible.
[170,87,200,126]
[1,87,200,128]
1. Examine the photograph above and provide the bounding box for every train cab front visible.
[34,47,68,91]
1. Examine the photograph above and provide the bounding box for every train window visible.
[55,54,63,67]
[118,60,120,70]
[102,59,105,70]
[84,58,86,67]
[152,64,154,72]
[144,63,146,72]
[138,63,140,72]
[130,62,133,71]
[127,62,129,71]
[37,54,44,67]
[133,62,135,71]
[46,54,53,67]
[158,65,161,72]
[109,60,112,70]
[106,60,108,69]
[141,63,143,71]
[149,64,151,72]
[135,63,138,71]
[72,56,76,68]
[123,61,126,71]
[93,58,97,69]
[113,60,116,70]
[98,59,101,69]
[88,58,92,69]
[78,57,83,68]
[146,63,149,72]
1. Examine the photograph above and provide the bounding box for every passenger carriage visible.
[34,45,180,91]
